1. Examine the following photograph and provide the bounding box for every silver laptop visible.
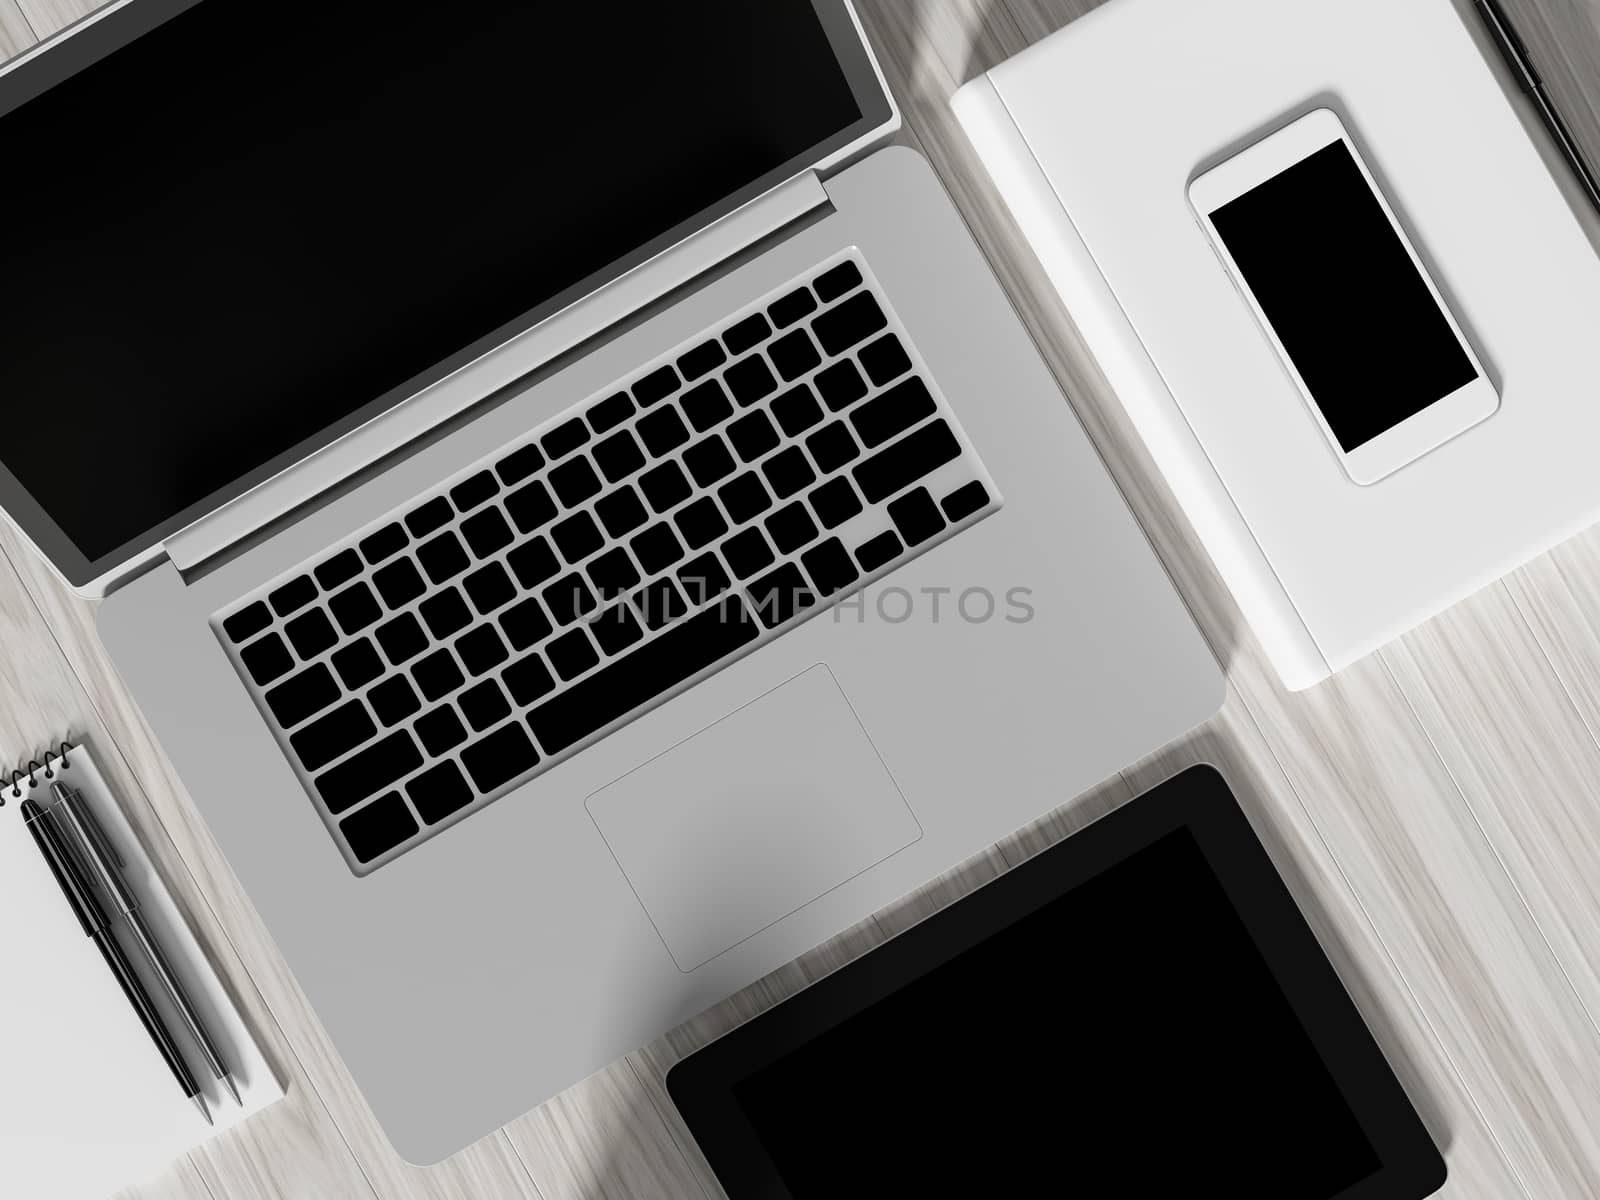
[0,0,1220,1163]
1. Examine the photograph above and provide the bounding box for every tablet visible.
[667,766,1445,1198]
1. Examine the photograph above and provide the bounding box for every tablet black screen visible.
[727,829,1380,1195]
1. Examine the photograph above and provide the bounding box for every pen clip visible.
[47,786,101,894]
[55,782,124,871]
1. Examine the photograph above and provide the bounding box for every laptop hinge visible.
[165,170,831,574]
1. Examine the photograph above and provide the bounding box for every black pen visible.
[19,798,211,1125]
[1476,0,1600,217]
[51,783,242,1105]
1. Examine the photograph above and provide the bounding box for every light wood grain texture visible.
[8,0,1600,1197]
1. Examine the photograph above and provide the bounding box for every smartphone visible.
[1189,108,1497,484]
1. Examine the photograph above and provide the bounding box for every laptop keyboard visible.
[216,252,1000,874]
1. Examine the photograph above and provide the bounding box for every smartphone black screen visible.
[1209,138,1478,452]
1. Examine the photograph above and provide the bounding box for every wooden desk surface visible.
[5,1,1600,1196]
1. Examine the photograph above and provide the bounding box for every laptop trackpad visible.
[587,665,921,972]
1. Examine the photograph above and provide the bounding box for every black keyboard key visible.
[727,410,779,462]
[269,575,317,618]
[552,510,605,564]
[851,376,937,450]
[450,470,500,513]
[761,446,816,500]
[419,587,473,639]
[593,429,647,482]
[504,652,557,705]
[406,497,453,538]
[458,680,511,733]
[772,384,824,436]
[331,638,385,691]
[639,461,692,513]
[285,608,338,660]
[588,391,635,434]
[682,379,735,432]
[814,359,868,411]
[809,476,863,529]
[813,259,863,302]
[292,700,376,772]
[718,472,772,523]
[806,421,861,474]
[360,522,409,565]
[592,603,645,656]
[853,419,961,503]
[462,723,540,792]
[462,561,516,615]
[595,486,650,537]
[316,730,422,814]
[507,536,561,589]
[455,624,509,676]
[677,552,732,606]
[941,480,990,522]
[549,457,602,507]
[314,550,362,592]
[506,480,558,533]
[859,333,912,387]
[340,792,419,863]
[632,522,685,574]
[683,435,737,487]
[329,581,382,635]
[633,364,680,407]
[496,442,545,486]
[412,648,465,702]
[368,675,422,726]
[241,632,294,685]
[547,627,599,680]
[723,312,772,355]
[417,531,470,584]
[748,562,816,629]
[542,417,590,460]
[588,547,641,597]
[372,557,427,609]
[266,662,340,728]
[678,339,727,381]
[375,611,429,665]
[813,290,887,355]
[634,577,687,630]
[674,497,729,550]
[769,286,817,328]
[765,502,819,555]
[223,602,271,643]
[407,760,474,824]
[768,329,821,381]
[543,572,597,625]
[722,527,775,579]
[725,355,778,406]
[888,487,946,547]
[461,506,514,558]
[638,406,691,458]
[528,596,759,755]
[499,596,554,651]
[415,705,469,756]
[801,538,860,597]
[855,529,904,573]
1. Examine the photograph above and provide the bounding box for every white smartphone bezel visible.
[1189,108,1498,485]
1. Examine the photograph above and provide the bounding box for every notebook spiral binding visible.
[4,743,73,806]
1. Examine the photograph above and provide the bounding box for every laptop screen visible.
[0,0,886,583]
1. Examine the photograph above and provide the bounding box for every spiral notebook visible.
[0,742,282,1200]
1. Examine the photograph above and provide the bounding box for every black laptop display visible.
[668,766,1445,1199]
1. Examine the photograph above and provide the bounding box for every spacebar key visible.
[527,597,759,755]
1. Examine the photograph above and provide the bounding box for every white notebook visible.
[0,742,282,1200]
